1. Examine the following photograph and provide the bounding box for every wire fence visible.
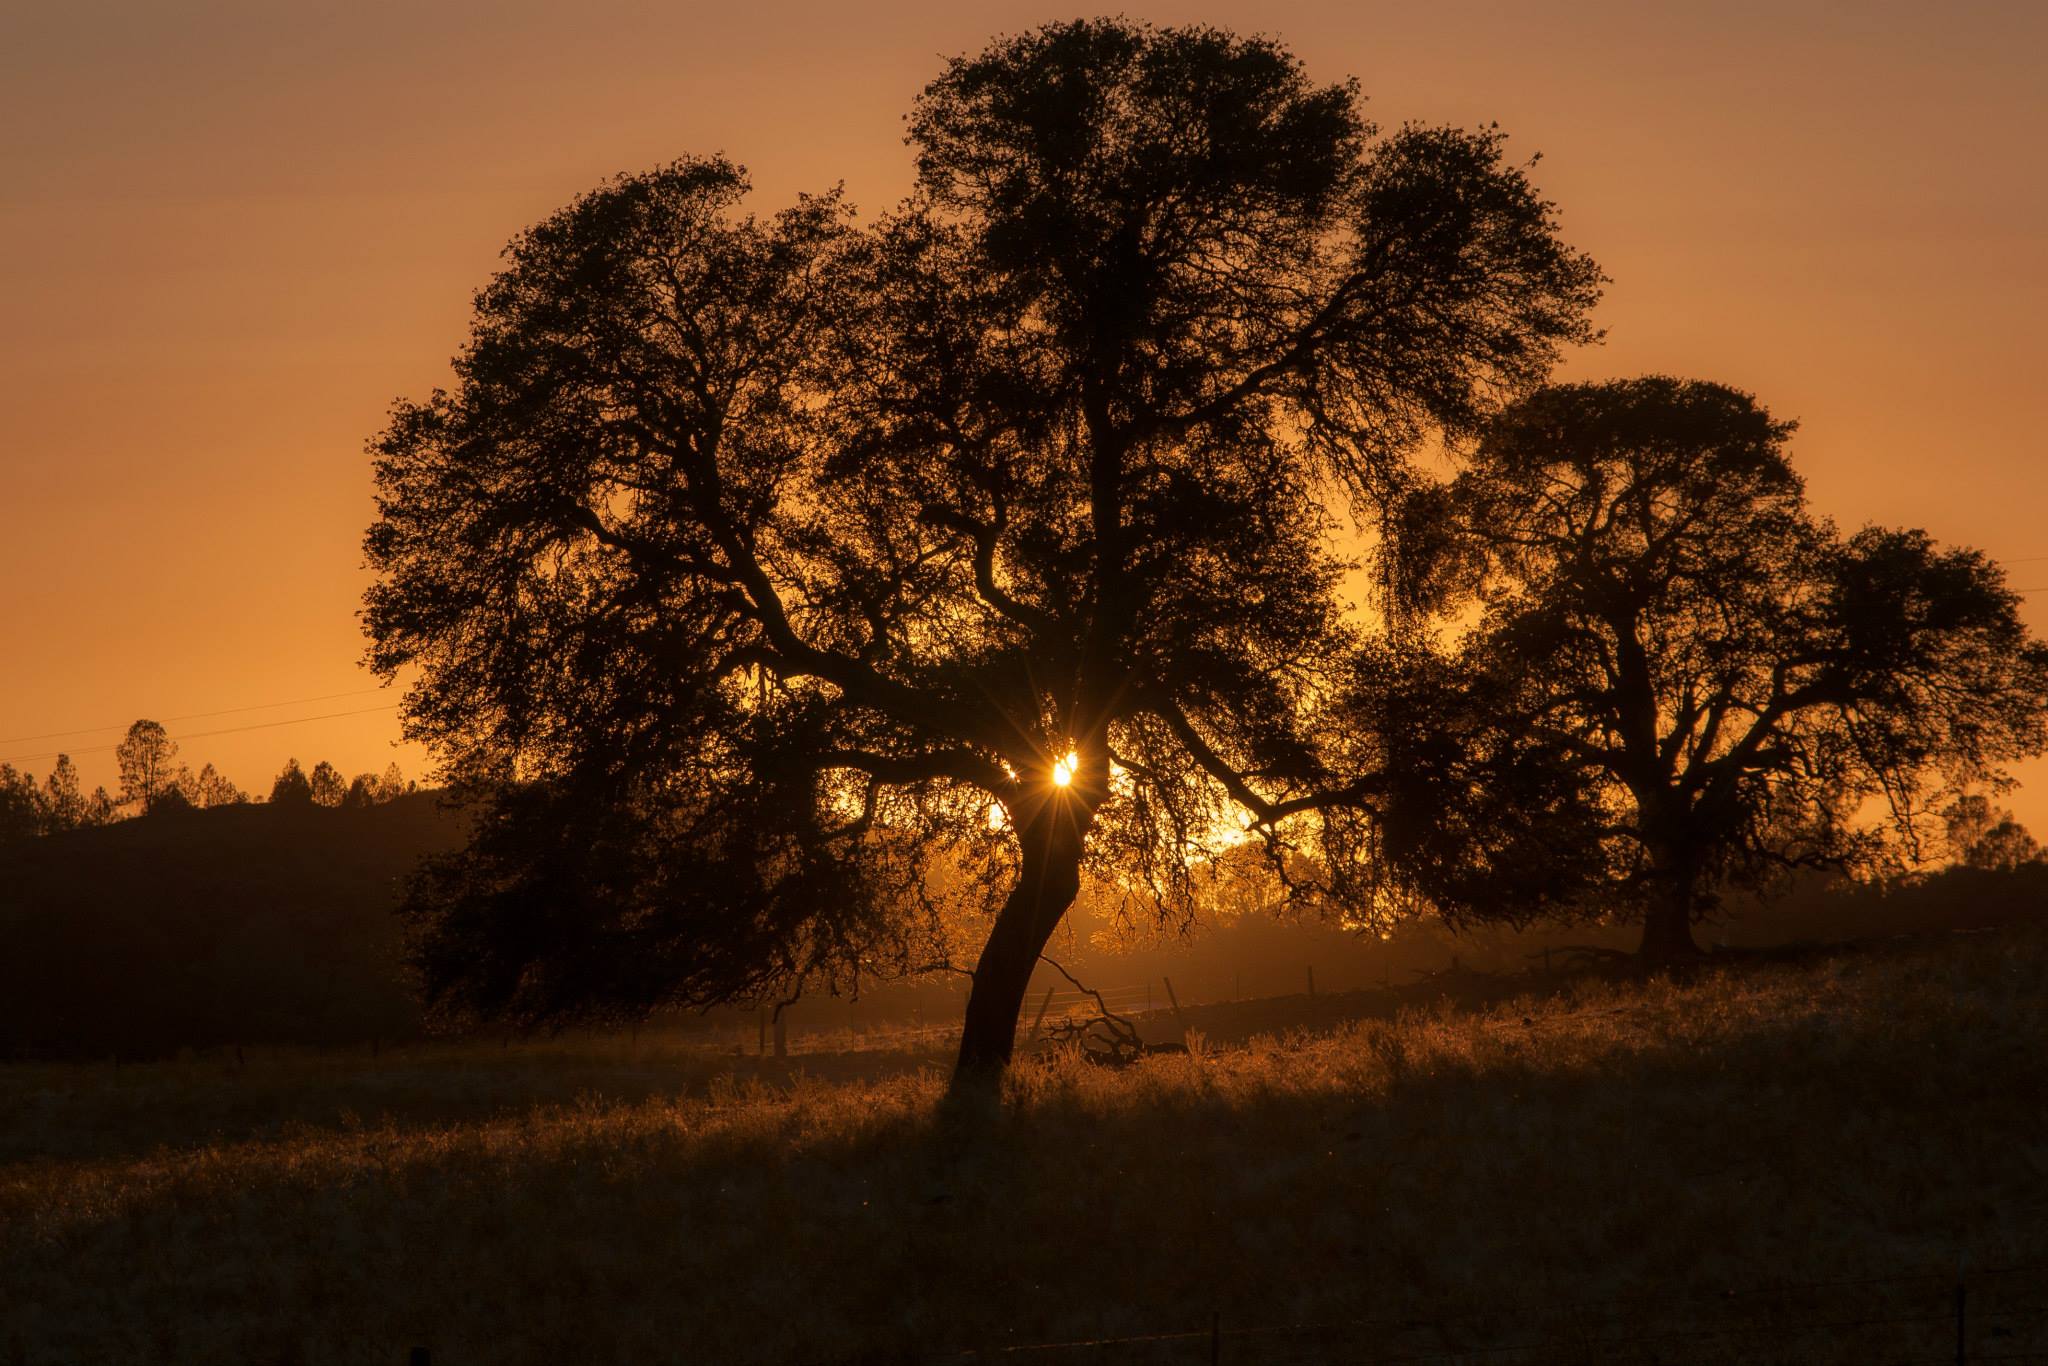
[721,978,1191,1059]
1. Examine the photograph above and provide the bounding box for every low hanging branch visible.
[1036,954,1145,1066]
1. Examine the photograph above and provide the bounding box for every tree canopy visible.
[270,759,314,808]
[1396,377,2048,958]
[115,720,178,814]
[364,18,1603,1081]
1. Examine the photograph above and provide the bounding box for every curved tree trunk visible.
[951,803,1087,1092]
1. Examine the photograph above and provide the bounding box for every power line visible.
[0,687,391,747]
[0,704,401,768]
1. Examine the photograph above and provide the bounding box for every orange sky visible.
[3,1,2044,830]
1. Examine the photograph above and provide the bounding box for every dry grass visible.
[5,928,2047,1364]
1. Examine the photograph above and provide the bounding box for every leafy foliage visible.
[364,20,1602,1056]
[269,759,314,808]
[308,760,347,809]
[1399,377,2048,953]
[114,720,178,813]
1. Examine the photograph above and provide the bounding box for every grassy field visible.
[5,928,2047,1365]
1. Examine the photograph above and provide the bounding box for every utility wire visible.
[0,687,391,747]
[0,704,400,768]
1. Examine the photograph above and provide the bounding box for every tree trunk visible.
[951,804,1086,1092]
[1637,851,1702,964]
[1637,894,1700,962]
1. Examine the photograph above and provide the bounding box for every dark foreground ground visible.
[5,926,2047,1364]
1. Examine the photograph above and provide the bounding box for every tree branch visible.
[1145,692,1376,826]
[917,505,1058,635]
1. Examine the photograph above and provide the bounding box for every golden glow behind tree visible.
[363,19,1601,1086]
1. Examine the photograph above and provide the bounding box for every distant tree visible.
[1942,795,2042,871]
[115,720,179,813]
[192,763,247,808]
[40,754,87,833]
[269,758,314,807]
[1403,378,2048,960]
[363,18,1602,1085]
[0,765,38,843]
[308,760,346,808]
[83,786,118,827]
[343,764,410,808]
[148,783,196,816]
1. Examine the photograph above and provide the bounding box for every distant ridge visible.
[0,793,466,1058]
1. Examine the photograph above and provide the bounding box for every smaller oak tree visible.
[1404,377,2048,959]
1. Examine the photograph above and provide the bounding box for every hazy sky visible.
[4,0,2044,826]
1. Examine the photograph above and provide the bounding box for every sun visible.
[1051,750,1079,787]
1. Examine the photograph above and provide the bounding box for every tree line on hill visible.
[0,718,413,843]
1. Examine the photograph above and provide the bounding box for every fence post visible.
[1163,976,1189,1040]
[773,1008,787,1059]
[1211,1311,1220,1365]
[757,1008,766,1057]
[1027,986,1055,1044]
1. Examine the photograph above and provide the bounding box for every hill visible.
[0,794,465,1057]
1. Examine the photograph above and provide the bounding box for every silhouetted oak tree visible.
[1408,378,2048,960]
[364,19,1602,1083]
